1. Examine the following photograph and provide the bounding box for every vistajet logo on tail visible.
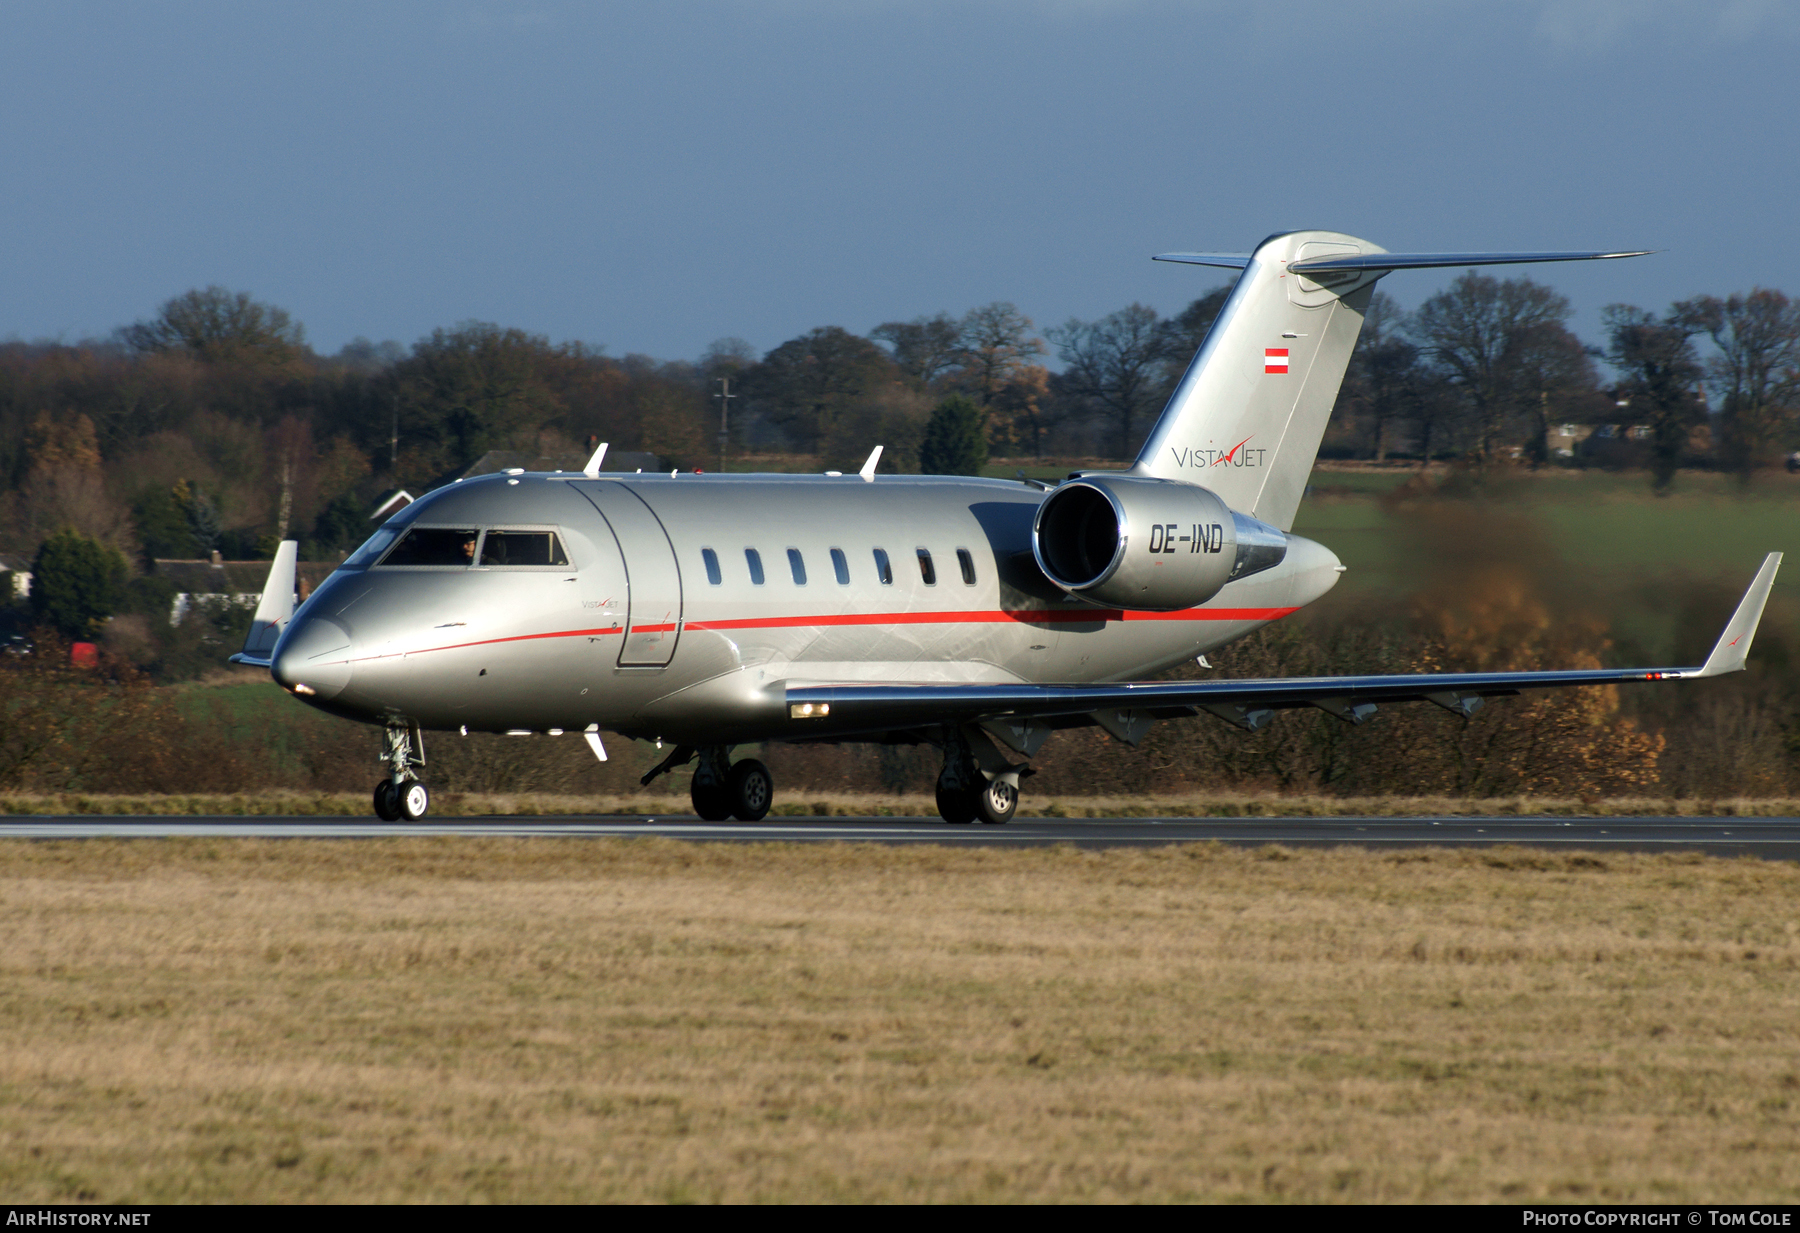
[1168,437,1267,470]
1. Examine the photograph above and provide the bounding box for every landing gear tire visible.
[692,778,732,822]
[726,759,773,822]
[972,776,1017,825]
[935,783,976,825]
[398,779,430,821]
[373,780,400,821]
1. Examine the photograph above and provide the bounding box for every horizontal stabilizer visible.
[1691,552,1782,678]
[1288,249,1653,273]
[1153,252,1252,269]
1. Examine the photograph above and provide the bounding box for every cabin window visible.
[478,530,568,567]
[787,548,807,586]
[873,548,892,586]
[917,549,937,585]
[957,548,977,585]
[702,548,722,586]
[745,548,765,586]
[830,547,850,585]
[379,527,479,567]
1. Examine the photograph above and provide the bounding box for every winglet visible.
[232,540,298,668]
[859,445,883,482]
[583,441,609,477]
[1692,552,1782,677]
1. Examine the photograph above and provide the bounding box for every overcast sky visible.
[5,1,1797,365]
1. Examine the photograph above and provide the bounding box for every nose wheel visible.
[374,778,430,821]
[373,723,430,821]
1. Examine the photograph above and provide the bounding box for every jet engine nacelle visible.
[1032,475,1287,611]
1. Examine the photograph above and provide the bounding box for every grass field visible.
[2,838,1798,1203]
[1294,467,1800,603]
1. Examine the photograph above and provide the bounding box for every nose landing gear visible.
[373,723,430,821]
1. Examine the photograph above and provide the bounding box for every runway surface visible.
[4,815,1800,858]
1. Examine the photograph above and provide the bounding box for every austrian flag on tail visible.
[1264,348,1289,374]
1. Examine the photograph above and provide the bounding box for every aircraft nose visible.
[271,615,354,700]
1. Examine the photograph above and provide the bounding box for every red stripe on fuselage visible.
[361,605,1298,663]
[684,606,1295,632]
[352,625,623,664]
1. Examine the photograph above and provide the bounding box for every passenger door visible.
[570,481,683,667]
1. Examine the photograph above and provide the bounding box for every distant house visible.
[1548,423,1597,458]
[1547,423,1656,459]
[0,553,29,600]
[369,489,415,521]
[153,557,338,627]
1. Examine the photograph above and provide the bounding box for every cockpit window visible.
[479,530,569,567]
[344,525,402,567]
[379,527,479,566]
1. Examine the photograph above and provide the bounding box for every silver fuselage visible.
[271,472,1343,743]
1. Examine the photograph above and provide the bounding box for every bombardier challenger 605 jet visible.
[232,230,1782,823]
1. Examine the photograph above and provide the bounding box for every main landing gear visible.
[641,745,773,822]
[372,723,430,821]
[636,732,1030,826]
[935,728,1029,825]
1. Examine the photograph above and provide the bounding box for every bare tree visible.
[1049,304,1174,459]
[1335,291,1421,461]
[1603,305,1703,492]
[1673,289,1800,478]
[120,287,308,370]
[870,314,966,387]
[1509,320,1599,468]
[957,302,1044,406]
[265,415,318,543]
[740,327,897,454]
[1409,273,1576,462]
[1160,285,1233,370]
[988,365,1051,459]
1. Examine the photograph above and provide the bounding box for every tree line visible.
[2,274,1797,658]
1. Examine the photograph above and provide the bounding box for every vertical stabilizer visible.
[1133,230,1385,531]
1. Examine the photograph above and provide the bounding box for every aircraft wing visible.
[785,553,1781,739]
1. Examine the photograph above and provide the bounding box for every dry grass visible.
[1,839,1798,1202]
[8,791,1800,817]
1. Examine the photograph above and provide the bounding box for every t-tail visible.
[1131,231,1653,530]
